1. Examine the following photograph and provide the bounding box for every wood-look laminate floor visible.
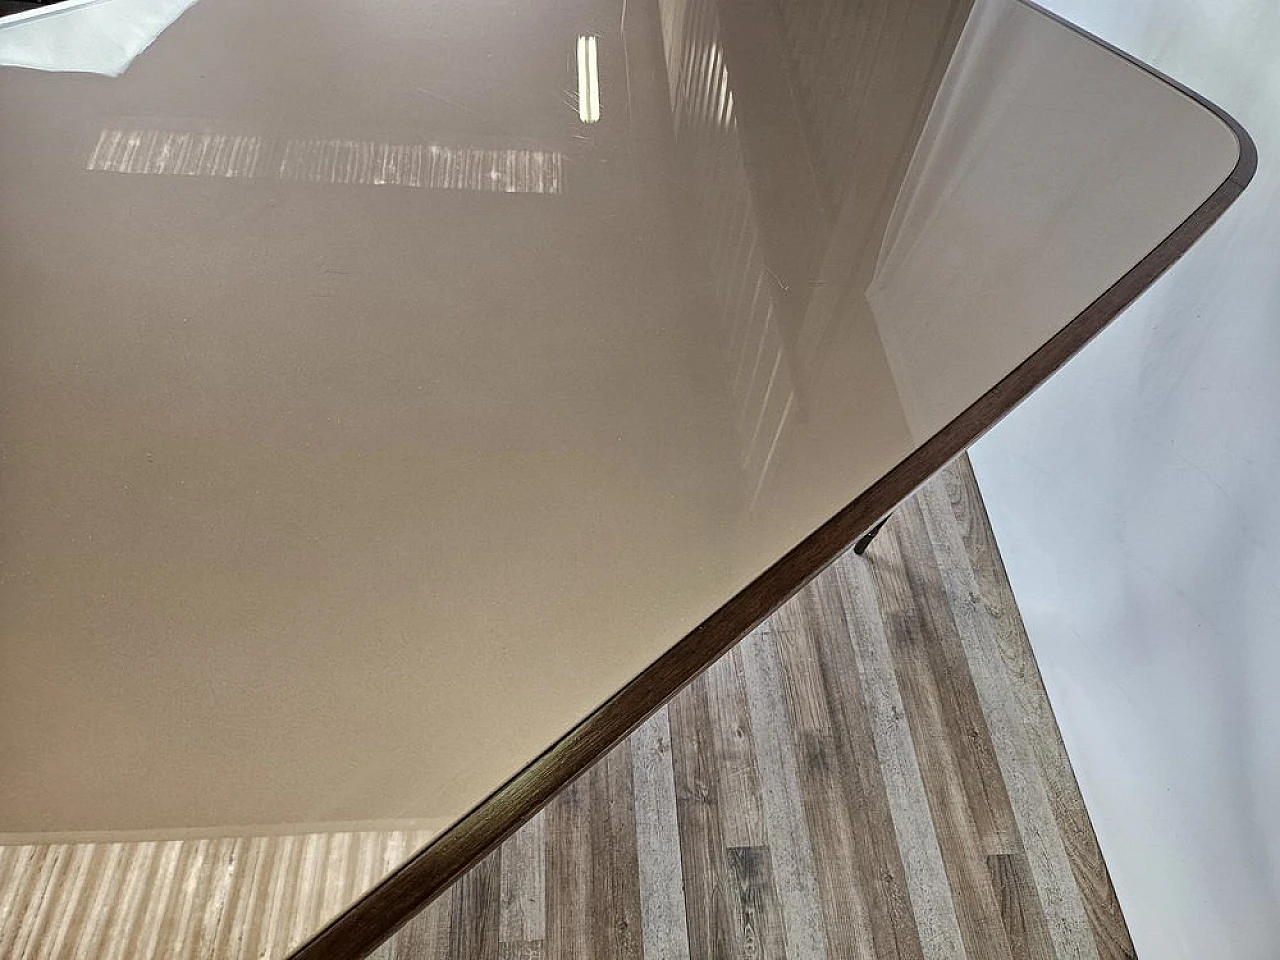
[0,458,1134,959]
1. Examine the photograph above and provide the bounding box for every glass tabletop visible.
[0,0,1246,954]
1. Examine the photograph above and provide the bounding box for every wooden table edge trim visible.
[290,12,1257,957]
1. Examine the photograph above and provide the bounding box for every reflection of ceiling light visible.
[577,35,600,124]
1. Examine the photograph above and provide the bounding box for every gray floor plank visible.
[631,708,693,960]
[868,507,1016,960]
[834,551,968,960]
[500,811,546,954]
[740,626,830,960]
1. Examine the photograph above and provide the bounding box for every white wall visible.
[971,1,1280,956]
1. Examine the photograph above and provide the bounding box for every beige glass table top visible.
[0,0,1250,949]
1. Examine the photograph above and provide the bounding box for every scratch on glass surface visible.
[85,127,564,195]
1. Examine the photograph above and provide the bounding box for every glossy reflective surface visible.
[0,0,1240,935]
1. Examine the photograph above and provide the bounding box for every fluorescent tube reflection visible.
[577,35,600,123]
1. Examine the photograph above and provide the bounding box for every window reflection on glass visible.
[0,0,201,76]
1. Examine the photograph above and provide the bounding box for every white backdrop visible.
[971,0,1280,956]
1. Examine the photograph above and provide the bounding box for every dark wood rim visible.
[291,6,1256,957]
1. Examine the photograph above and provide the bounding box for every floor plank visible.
[589,745,645,960]
[668,674,735,960]
[499,809,546,960]
[630,708,693,960]
[834,539,966,960]
[868,501,1017,960]
[449,850,500,960]
[771,598,877,960]
[801,574,926,960]
[739,626,830,960]
[545,778,593,960]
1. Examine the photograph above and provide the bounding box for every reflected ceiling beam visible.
[710,0,827,325]
[786,0,974,374]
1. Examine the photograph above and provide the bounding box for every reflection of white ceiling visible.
[0,0,199,76]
